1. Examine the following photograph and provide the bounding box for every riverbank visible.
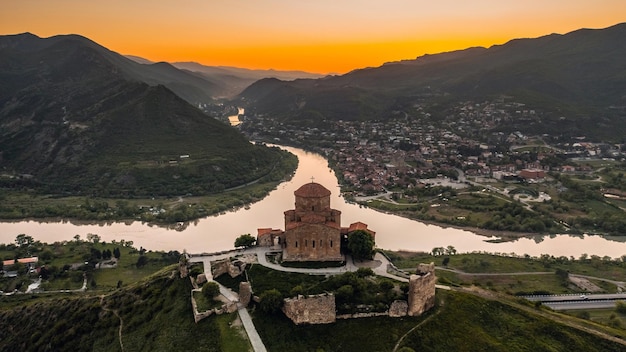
[0,172,295,229]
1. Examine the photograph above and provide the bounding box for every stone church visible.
[257,181,375,262]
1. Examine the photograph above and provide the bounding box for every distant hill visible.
[126,56,325,97]
[0,33,294,196]
[0,33,223,104]
[239,23,626,139]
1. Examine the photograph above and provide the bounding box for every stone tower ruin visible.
[407,262,436,316]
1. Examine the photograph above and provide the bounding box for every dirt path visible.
[392,310,441,352]
[100,295,124,352]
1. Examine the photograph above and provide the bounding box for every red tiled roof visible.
[2,257,38,266]
[294,182,331,198]
[348,222,369,232]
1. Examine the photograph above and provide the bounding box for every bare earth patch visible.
[569,276,603,292]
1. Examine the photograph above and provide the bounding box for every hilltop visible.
[2,237,626,351]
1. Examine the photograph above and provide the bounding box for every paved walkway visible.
[237,306,267,352]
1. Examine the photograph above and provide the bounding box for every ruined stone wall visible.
[407,262,436,316]
[282,293,336,325]
[389,300,408,317]
[211,258,246,278]
[239,282,252,308]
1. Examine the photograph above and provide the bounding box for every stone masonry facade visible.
[282,293,337,325]
[408,262,437,316]
[257,182,375,262]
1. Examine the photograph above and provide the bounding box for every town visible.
[238,98,626,235]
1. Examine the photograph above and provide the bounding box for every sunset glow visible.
[1,0,625,73]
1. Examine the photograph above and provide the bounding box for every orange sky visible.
[1,1,625,74]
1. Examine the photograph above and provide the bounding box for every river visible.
[228,107,244,126]
[1,146,625,258]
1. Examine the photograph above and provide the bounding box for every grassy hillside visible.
[251,289,625,352]
[0,267,249,352]
[0,33,297,198]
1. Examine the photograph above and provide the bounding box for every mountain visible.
[0,33,293,196]
[239,23,626,139]
[125,56,326,97]
[0,33,222,104]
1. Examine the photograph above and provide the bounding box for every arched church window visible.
[312,240,316,248]
[330,240,333,247]
[295,241,298,248]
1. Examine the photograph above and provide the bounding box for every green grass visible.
[246,264,327,297]
[252,309,426,352]
[215,313,253,352]
[251,289,626,352]
[193,291,223,312]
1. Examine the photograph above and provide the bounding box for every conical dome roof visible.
[294,182,331,198]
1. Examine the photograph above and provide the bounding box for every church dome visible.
[294,182,331,198]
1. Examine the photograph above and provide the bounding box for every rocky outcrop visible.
[407,262,436,316]
[283,293,336,325]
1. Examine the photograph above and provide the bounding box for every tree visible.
[234,234,256,248]
[202,282,220,299]
[356,267,374,277]
[15,234,34,248]
[347,230,374,260]
[259,289,283,314]
[113,247,121,259]
[431,247,445,256]
[445,245,457,255]
[442,257,450,266]
[335,284,354,303]
[86,233,101,244]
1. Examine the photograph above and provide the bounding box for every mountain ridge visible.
[0,32,294,196]
[239,22,626,139]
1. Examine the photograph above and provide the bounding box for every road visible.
[524,293,626,302]
[544,301,619,310]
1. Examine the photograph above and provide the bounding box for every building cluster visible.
[240,99,625,195]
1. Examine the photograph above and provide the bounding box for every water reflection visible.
[0,146,625,258]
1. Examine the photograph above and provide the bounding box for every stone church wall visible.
[407,262,436,316]
[283,223,342,261]
[283,293,336,325]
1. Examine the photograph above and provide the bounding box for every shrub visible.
[202,282,220,299]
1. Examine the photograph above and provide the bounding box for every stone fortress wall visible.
[282,262,437,325]
[283,293,337,325]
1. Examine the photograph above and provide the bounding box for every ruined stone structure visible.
[239,282,252,308]
[211,258,246,278]
[388,300,409,317]
[407,262,436,316]
[282,293,336,325]
[257,181,375,262]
